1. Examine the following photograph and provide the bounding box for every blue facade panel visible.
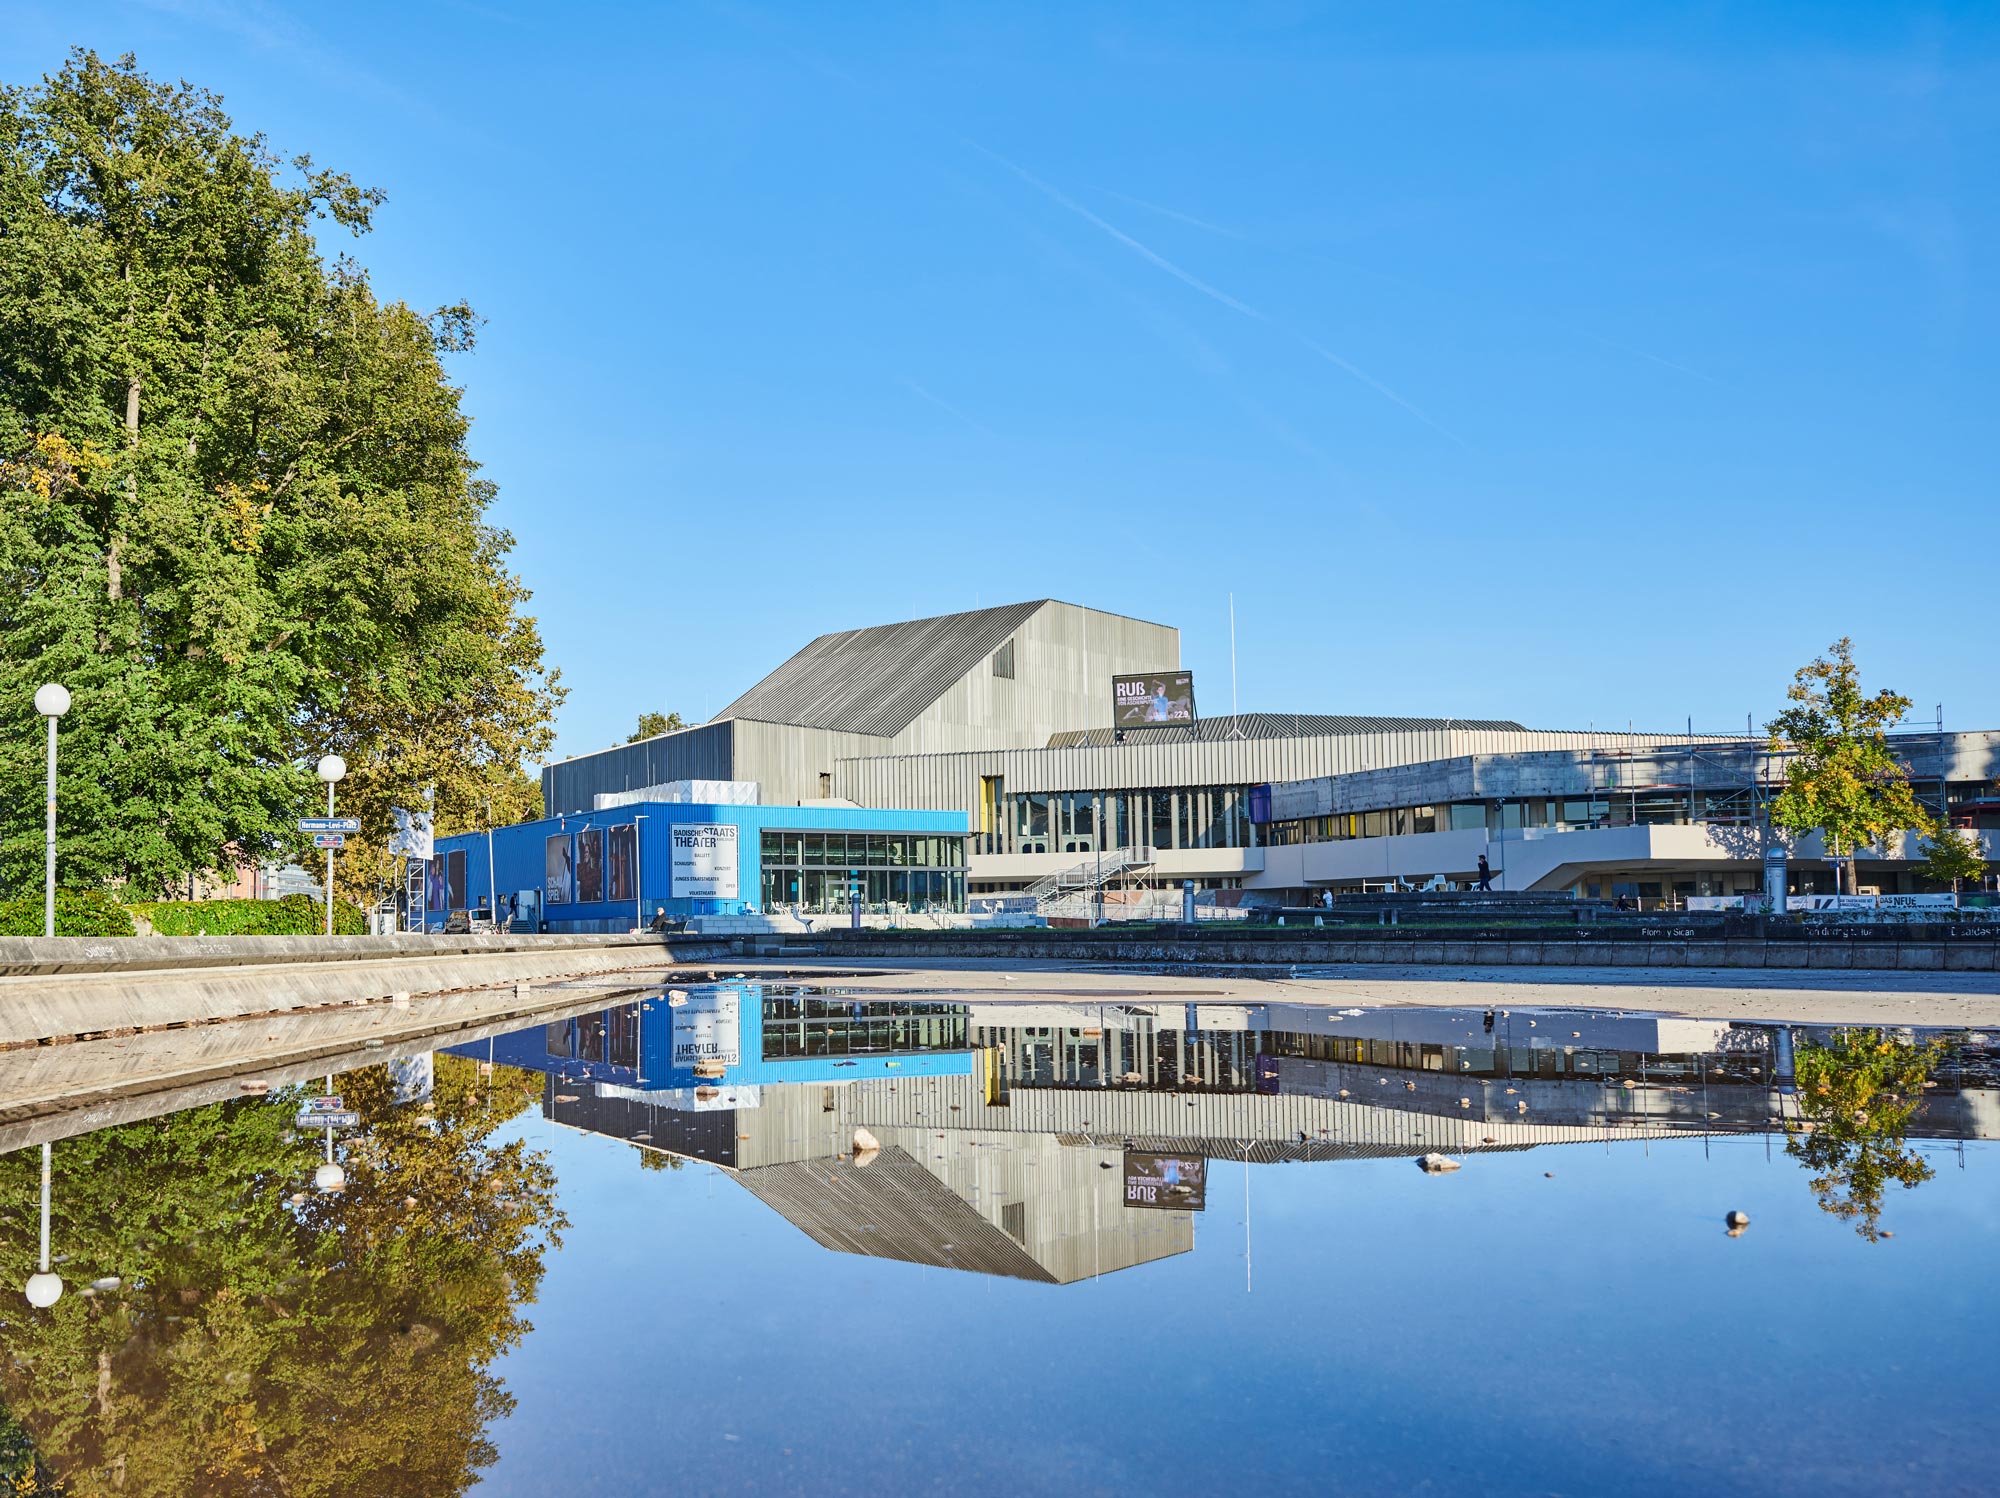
[444,983,977,1092]
[429,801,967,928]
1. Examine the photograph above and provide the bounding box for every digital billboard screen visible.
[1122,1150,1206,1211]
[1113,671,1196,729]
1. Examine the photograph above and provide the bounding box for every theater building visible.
[523,600,1996,914]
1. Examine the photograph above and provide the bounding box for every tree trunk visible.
[111,374,139,603]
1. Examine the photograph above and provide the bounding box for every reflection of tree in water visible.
[1785,1029,1943,1243]
[0,1054,565,1495]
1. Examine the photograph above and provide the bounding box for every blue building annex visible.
[423,800,968,932]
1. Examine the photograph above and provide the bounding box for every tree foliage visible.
[1915,824,1985,895]
[0,51,561,903]
[0,1053,563,1494]
[1765,639,1933,892]
[1784,1028,1941,1242]
[627,711,686,743]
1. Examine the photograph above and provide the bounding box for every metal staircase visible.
[1026,847,1154,911]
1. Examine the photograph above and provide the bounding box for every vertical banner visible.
[576,826,605,903]
[669,989,742,1070]
[544,834,574,904]
[607,824,636,903]
[670,823,740,899]
[446,850,468,910]
[426,856,447,912]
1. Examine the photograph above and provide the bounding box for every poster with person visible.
[1112,671,1197,728]
[608,823,636,903]
[426,856,447,912]
[445,850,468,911]
[544,834,573,904]
[575,826,605,904]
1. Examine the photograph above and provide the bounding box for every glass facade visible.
[976,786,1258,856]
[759,831,967,914]
[761,996,969,1058]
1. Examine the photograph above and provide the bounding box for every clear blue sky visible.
[7,3,1995,762]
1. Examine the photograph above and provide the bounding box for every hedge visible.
[0,889,138,937]
[131,894,367,936]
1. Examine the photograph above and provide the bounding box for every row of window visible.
[978,787,1256,856]
[1263,791,1765,847]
[760,867,968,914]
[759,831,966,869]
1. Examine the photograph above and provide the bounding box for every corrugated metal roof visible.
[734,1145,1059,1283]
[716,600,1050,738]
[1047,713,1526,748]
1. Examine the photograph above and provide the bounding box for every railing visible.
[1025,846,1155,907]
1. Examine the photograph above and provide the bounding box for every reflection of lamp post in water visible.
[24,1142,61,1308]
[314,1074,346,1193]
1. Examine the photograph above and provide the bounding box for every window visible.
[1449,804,1486,832]
[991,639,1015,679]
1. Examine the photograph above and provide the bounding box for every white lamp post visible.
[34,684,70,939]
[24,1142,61,1309]
[633,813,648,931]
[317,755,346,936]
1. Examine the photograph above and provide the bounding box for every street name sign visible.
[299,817,361,833]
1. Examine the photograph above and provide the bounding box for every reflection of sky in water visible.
[483,1112,1998,1495]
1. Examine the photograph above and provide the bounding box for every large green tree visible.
[0,51,561,901]
[1765,639,1933,894]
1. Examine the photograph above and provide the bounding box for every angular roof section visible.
[716,599,1050,738]
[734,1146,1058,1283]
[1047,712,1526,747]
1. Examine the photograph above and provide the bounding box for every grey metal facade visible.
[542,599,1180,812]
[831,724,1733,816]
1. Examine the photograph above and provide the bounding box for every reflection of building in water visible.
[456,987,1998,1285]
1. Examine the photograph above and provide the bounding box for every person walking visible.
[1476,853,1492,892]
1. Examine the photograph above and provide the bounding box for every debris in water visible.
[668,990,689,1006]
[1416,1153,1462,1173]
[1725,1210,1750,1230]
[554,1094,580,1104]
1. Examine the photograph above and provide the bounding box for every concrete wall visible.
[0,933,706,1046]
[778,929,2000,972]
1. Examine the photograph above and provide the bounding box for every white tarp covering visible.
[595,780,760,809]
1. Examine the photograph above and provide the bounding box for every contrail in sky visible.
[1096,188,1248,240]
[965,138,1467,447]
[899,377,995,436]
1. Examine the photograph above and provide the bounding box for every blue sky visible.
[5,3,1994,761]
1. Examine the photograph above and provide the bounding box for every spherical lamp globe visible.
[24,1271,63,1309]
[33,683,70,719]
[316,754,347,784]
[314,1162,346,1193]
